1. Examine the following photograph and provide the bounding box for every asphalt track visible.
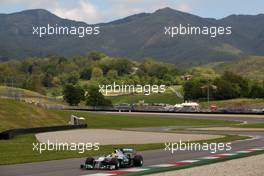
[1,112,264,176]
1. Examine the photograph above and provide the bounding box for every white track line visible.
[217,153,237,156]
[237,150,253,153]
[179,160,199,163]
[250,148,264,151]
[199,156,220,160]
[120,168,149,172]
[149,164,176,167]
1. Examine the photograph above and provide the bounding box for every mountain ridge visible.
[0,8,264,64]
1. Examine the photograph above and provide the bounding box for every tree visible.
[163,74,174,85]
[22,75,42,93]
[67,71,79,85]
[91,67,103,80]
[86,86,112,107]
[183,79,204,100]
[249,83,264,98]
[113,58,133,76]
[80,68,92,80]
[98,57,113,75]
[63,84,84,106]
[222,71,249,97]
[42,73,54,87]
[31,75,42,93]
[139,59,172,79]
[88,51,105,61]
[149,65,169,79]
[213,78,240,100]
[190,67,217,79]
[106,69,118,79]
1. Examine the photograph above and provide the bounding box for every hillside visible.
[0,86,45,97]
[0,98,67,131]
[207,56,264,80]
[0,8,264,64]
[0,86,65,106]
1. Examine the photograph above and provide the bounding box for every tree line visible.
[0,51,181,95]
[0,51,263,106]
[183,71,264,101]
[63,84,112,106]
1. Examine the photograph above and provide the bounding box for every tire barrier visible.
[0,124,87,140]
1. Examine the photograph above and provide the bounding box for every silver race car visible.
[80,148,143,170]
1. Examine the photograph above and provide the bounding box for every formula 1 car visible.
[80,148,143,170]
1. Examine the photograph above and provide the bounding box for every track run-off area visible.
[0,112,264,176]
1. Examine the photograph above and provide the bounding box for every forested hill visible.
[0,8,264,64]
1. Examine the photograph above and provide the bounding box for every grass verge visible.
[238,123,264,128]
[200,98,264,108]
[51,110,240,129]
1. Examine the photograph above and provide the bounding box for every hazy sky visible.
[0,0,263,23]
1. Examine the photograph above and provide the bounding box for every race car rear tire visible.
[133,155,143,167]
[85,157,95,165]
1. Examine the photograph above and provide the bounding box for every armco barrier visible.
[0,124,87,140]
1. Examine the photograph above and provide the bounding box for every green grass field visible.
[238,123,264,128]
[200,98,264,108]
[52,110,240,129]
[0,98,240,131]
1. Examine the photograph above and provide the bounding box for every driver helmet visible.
[111,150,117,157]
